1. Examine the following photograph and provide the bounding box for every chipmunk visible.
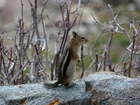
[43,31,88,88]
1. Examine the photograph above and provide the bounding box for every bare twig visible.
[95,53,98,72]
[80,45,84,78]
[103,50,107,71]
[108,4,131,42]
[122,62,127,76]
[9,61,29,85]
[127,31,137,77]
[38,0,49,22]
[41,17,51,80]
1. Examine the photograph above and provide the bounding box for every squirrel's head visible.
[72,31,88,46]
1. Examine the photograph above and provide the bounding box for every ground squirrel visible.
[43,31,88,88]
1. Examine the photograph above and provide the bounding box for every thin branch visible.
[9,62,29,85]
[38,0,49,22]
[108,4,131,42]
[95,53,98,72]
[80,45,84,78]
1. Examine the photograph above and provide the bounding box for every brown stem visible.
[80,45,84,78]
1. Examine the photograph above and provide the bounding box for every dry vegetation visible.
[0,0,140,86]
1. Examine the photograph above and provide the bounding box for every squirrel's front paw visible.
[78,59,80,63]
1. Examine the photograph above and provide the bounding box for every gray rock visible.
[0,72,140,105]
[0,95,6,105]
[86,72,140,105]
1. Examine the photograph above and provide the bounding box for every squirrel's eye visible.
[81,36,85,40]
[73,34,77,38]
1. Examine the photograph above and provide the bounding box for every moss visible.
[24,67,30,76]
[115,35,130,46]
[110,51,119,63]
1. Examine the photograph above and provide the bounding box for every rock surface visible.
[0,72,140,105]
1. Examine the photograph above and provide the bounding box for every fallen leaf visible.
[21,99,26,105]
[48,99,60,105]
[18,85,22,88]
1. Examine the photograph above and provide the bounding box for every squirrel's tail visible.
[43,81,59,88]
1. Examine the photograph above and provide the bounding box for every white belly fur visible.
[65,60,76,82]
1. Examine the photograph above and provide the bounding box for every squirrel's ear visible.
[72,31,77,38]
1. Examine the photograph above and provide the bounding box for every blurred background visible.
[0,0,140,79]
[1,0,140,48]
[0,0,139,31]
